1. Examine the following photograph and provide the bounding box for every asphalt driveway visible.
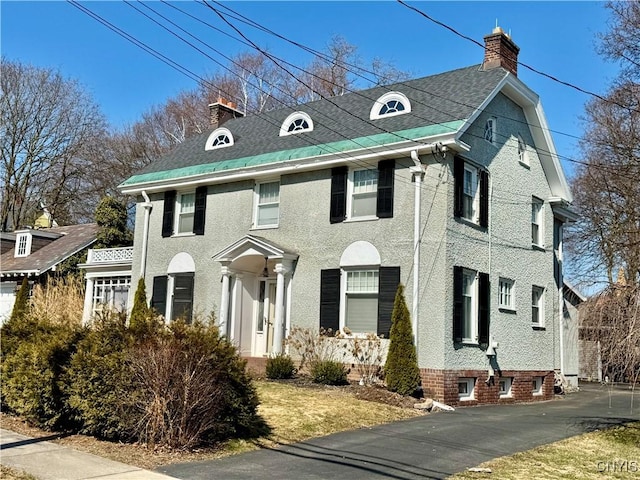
[158,383,639,480]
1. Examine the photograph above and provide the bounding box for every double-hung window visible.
[344,270,379,333]
[463,165,479,222]
[161,187,207,237]
[151,273,194,323]
[454,158,489,227]
[498,278,515,310]
[453,266,490,344]
[351,169,378,219]
[532,285,544,326]
[329,160,394,223]
[177,193,195,234]
[532,197,544,247]
[255,181,280,228]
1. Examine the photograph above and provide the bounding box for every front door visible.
[254,280,276,356]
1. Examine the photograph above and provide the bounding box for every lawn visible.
[450,422,640,480]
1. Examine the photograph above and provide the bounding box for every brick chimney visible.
[482,26,520,76]
[209,97,244,128]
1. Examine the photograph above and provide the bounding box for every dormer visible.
[14,231,32,258]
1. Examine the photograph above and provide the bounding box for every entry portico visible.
[213,235,297,357]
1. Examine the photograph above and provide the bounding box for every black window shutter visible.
[478,272,490,345]
[162,190,176,237]
[376,159,395,218]
[377,266,400,338]
[193,186,207,235]
[453,157,464,218]
[320,269,340,334]
[330,167,347,223]
[453,266,463,342]
[151,275,168,317]
[479,170,489,228]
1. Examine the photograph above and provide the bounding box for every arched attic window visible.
[279,112,314,136]
[370,92,411,120]
[205,127,234,151]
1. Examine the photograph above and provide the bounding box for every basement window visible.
[532,376,544,395]
[458,377,475,401]
[499,377,513,398]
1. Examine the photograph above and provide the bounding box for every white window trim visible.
[253,180,280,229]
[14,233,32,258]
[498,277,515,311]
[346,167,379,222]
[462,163,480,224]
[91,276,131,317]
[370,91,411,120]
[462,269,479,344]
[165,272,195,322]
[517,134,529,166]
[532,285,545,327]
[532,376,544,396]
[499,377,513,398]
[458,377,476,401]
[484,117,497,145]
[205,127,234,150]
[174,191,196,236]
[279,111,313,136]
[532,197,544,247]
[339,266,380,336]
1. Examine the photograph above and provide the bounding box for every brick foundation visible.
[243,356,554,407]
[420,368,555,406]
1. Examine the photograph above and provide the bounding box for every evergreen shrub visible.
[265,353,296,379]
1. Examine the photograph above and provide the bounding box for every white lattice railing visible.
[87,247,134,264]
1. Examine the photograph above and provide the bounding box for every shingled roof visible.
[121,65,509,189]
[0,224,98,277]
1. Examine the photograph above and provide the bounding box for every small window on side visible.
[484,117,497,144]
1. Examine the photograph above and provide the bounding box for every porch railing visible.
[86,246,134,264]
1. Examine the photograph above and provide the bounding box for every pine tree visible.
[384,284,421,396]
[9,277,30,323]
[128,278,150,332]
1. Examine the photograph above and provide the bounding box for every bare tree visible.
[0,59,107,229]
[598,1,640,82]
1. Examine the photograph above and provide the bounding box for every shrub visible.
[64,312,138,440]
[128,278,159,339]
[266,353,296,379]
[348,332,385,385]
[1,318,83,430]
[129,319,266,449]
[29,276,84,327]
[8,277,30,324]
[311,360,348,385]
[286,326,346,372]
[384,284,421,396]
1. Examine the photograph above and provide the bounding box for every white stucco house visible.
[114,28,577,405]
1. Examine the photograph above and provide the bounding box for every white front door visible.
[254,280,276,356]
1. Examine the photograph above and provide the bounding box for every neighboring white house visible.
[0,224,98,324]
[117,28,577,405]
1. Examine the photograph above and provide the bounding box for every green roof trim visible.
[121,120,464,187]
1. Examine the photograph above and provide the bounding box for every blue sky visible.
[2,1,619,179]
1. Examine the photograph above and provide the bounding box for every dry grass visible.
[1,380,421,470]
[451,422,640,479]
[0,465,37,480]
[29,276,84,326]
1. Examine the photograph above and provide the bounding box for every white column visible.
[272,263,288,354]
[82,277,95,325]
[219,266,231,336]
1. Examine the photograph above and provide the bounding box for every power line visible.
[396,0,640,116]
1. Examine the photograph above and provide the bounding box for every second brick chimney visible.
[209,97,244,129]
[482,26,520,76]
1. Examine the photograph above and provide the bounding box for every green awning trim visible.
[120,120,464,187]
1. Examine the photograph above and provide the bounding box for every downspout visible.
[558,222,565,378]
[140,191,152,279]
[410,150,425,347]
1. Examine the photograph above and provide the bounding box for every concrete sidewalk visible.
[0,429,178,480]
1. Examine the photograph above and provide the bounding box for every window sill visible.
[532,244,546,252]
[458,396,475,402]
[455,217,487,231]
[251,224,279,231]
[499,307,517,314]
[171,232,196,238]
[459,340,479,346]
[344,216,379,223]
[519,160,530,169]
[532,324,546,330]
